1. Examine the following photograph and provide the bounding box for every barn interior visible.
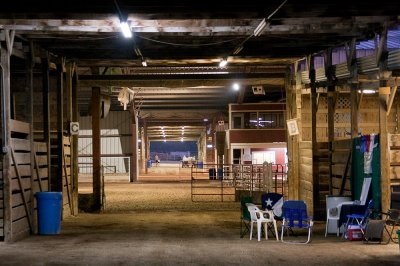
[1,1,400,264]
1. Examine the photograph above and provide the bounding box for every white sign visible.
[287,119,299,136]
[70,122,79,135]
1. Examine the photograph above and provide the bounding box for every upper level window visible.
[232,111,285,129]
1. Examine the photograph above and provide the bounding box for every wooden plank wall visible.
[389,134,400,185]
[0,155,3,240]
[33,142,49,193]
[299,141,313,214]
[62,136,73,216]
[9,119,32,240]
[331,139,352,195]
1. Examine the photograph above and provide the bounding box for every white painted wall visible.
[78,111,133,174]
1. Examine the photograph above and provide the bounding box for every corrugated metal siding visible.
[356,55,379,74]
[335,63,350,79]
[388,49,400,70]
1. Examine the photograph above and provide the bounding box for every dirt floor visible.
[0,176,399,265]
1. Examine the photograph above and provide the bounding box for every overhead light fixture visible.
[233,45,243,55]
[134,47,142,57]
[141,59,147,67]
[120,21,132,38]
[253,18,268,37]
[219,58,228,68]
[114,0,132,38]
[232,83,240,91]
[358,89,376,94]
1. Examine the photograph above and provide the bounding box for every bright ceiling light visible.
[141,59,147,67]
[254,18,267,37]
[207,144,213,148]
[120,21,132,38]
[232,83,240,91]
[358,89,376,94]
[219,58,228,68]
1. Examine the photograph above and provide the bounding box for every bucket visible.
[35,192,62,235]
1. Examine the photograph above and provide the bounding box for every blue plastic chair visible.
[281,200,313,244]
[343,199,374,240]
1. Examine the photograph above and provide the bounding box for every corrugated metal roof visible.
[357,30,400,50]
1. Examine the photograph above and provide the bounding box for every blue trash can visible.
[197,161,203,169]
[147,160,152,168]
[35,192,62,235]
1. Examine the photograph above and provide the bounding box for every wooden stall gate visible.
[0,120,49,241]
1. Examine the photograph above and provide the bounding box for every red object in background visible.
[347,225,363,241]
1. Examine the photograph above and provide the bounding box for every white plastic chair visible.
[325,196,351,237]
[247,204,279,241]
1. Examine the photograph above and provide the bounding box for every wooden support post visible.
[144,124,149,174]
[56,64,64,193]
[41,54,51,190]
[379,86,391,215]
[310,56,319,216]
[140,124,146,174]
[326,48,335,195]
[24,41,35,215]
[92,86,101,211]
[376,28,391,220]
[130,112,138,182]
[65,62,74,215]
[287,68,300,200]
[71,64,79,215]
[1,33,13,241]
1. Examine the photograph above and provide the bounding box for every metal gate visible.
[191,163,288,202]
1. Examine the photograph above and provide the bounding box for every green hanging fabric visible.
[371,134,381,212]
[350,134,381,212]
[351,136,364,201]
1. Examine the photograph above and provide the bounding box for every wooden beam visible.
[41,54,51,190]
[376,25,388,66]
[56,64,64,193]
[1,39,13,241]
[92,86,101,211]
[0,16,391,34]
[387,86,397,116]
[71,63,79,215]
[130,113,138,182]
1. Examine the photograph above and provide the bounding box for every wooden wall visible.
[299,141,313,214]
[389,134,400,185]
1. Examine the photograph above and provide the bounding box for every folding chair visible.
[381,208,400,244]
[343,199,374,240]
[281,200,313,244]
[240,196,253,238]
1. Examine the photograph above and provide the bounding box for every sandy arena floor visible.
[0,178,399,266]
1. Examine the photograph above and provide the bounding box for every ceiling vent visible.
[252,86,265,95]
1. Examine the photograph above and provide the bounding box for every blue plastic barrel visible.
[35,192,62,235]
[197,161,203,169]
[147,160,152,168]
